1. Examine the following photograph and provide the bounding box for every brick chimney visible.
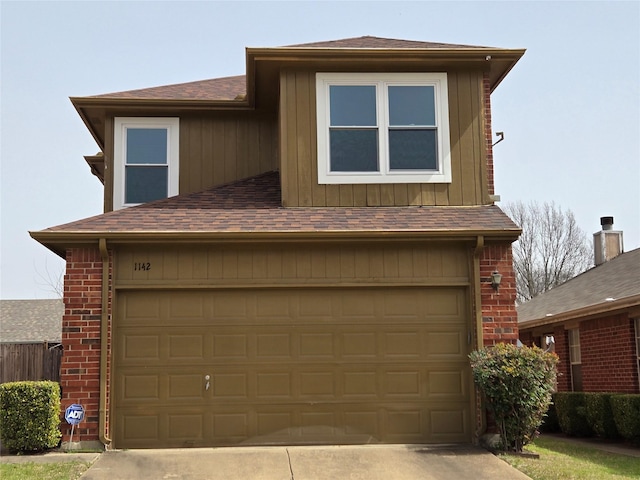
[593,216,624,266]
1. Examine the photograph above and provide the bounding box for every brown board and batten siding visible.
[279,69,488,208]
[179,113,278,195]
[111,242,475,448]
[103,113,278,212]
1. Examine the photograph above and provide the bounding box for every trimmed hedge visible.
[585,393,619,439]
[611,395,640,445]
[554,392,593,437]
[469,343,558,452]
[539,400,560,433]
[0,381,61,453]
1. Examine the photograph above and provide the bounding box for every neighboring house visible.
[30,36,524,449]
[0,299,63,383]
[519,218,640,393]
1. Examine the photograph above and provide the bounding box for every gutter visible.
[472,235,486,439]
[98,238,112,448]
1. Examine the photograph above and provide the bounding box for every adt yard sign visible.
[65,404,85,425]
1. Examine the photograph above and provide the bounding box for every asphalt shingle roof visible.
[517,248,640,324]
[285,36,487,49]
[0,299,63,343]
[88,36,496,101]
[38,172,520,236]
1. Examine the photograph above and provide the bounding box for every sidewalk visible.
[0,450,100,464]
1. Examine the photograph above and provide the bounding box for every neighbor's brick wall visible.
[523,316,638,393]
[480,243,518,346]
[60,247,112,444]
[581,314,638,393]
[483,72,495,197]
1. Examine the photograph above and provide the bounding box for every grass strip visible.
[501,437,640,480]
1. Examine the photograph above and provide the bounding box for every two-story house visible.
[31,36,524,450]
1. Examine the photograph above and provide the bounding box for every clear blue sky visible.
[1,1,638,299]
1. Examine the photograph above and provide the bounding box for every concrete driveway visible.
[80,444,531,480]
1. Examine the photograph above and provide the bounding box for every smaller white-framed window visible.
[568,328,583,392]
[634,318,640,384]
[315,72,451,185]
[113,117,179,210]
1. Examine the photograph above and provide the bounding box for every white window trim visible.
[316,72,451,185]
[113,117,179,210]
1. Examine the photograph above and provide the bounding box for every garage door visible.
[113,287,472,448]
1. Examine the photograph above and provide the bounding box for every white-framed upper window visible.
[113,117,179,210]
[315,72,451,185]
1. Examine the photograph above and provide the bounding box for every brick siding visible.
[484,72,495,197]
[521,315,638,393]
[480,243,518,346]
[59,247,111,444]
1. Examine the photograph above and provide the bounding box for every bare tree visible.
[504,201,592,304]
[34,258,64,298]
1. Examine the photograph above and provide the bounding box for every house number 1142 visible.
[134,262,151,271]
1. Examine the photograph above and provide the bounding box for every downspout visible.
[473,235,485,349]
[99,238,112,448]
[473,235,486,439]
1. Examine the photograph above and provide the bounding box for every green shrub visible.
[469,343,558,452]
[610,395,640,445]
[585,393,619,439]
[539,398,560,433]
[0,381,61,453]
[554,392,592,437]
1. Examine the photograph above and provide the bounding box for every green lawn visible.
[0,461,91,480]
[501,437,640,480]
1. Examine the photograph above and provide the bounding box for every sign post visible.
[64,404,85,448]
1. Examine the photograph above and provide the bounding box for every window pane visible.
[127,128,168,164]
[330,86,376,126]
[389,86,435,126]
[389,129,437,170]
[125,166,168,203]
[330,129,378,172]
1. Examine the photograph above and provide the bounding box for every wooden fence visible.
[0,343,62,384]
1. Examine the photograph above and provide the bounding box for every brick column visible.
[480,243,518,346]
[59,247,109,444]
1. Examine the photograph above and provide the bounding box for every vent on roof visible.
[593,216,623,266]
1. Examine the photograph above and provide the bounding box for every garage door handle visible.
[205,374,211,391]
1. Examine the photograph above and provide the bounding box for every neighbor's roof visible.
[518,248,640,328]
[0,299,63,343]
[31,171,521,257]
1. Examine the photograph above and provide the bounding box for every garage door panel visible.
[114,287,472,447]
[123,375,159,401]
[123,334,160,360]
[256,333,292,358]
[425,329,466,359]
[256,372,292,397]
[427,369,468,398]
[168,374,203,399]
[169,334,204,359]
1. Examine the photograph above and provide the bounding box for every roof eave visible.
[70,97,253,148]
[518,293,640,330]
[30,227,521,258]
[247,46,525,92]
